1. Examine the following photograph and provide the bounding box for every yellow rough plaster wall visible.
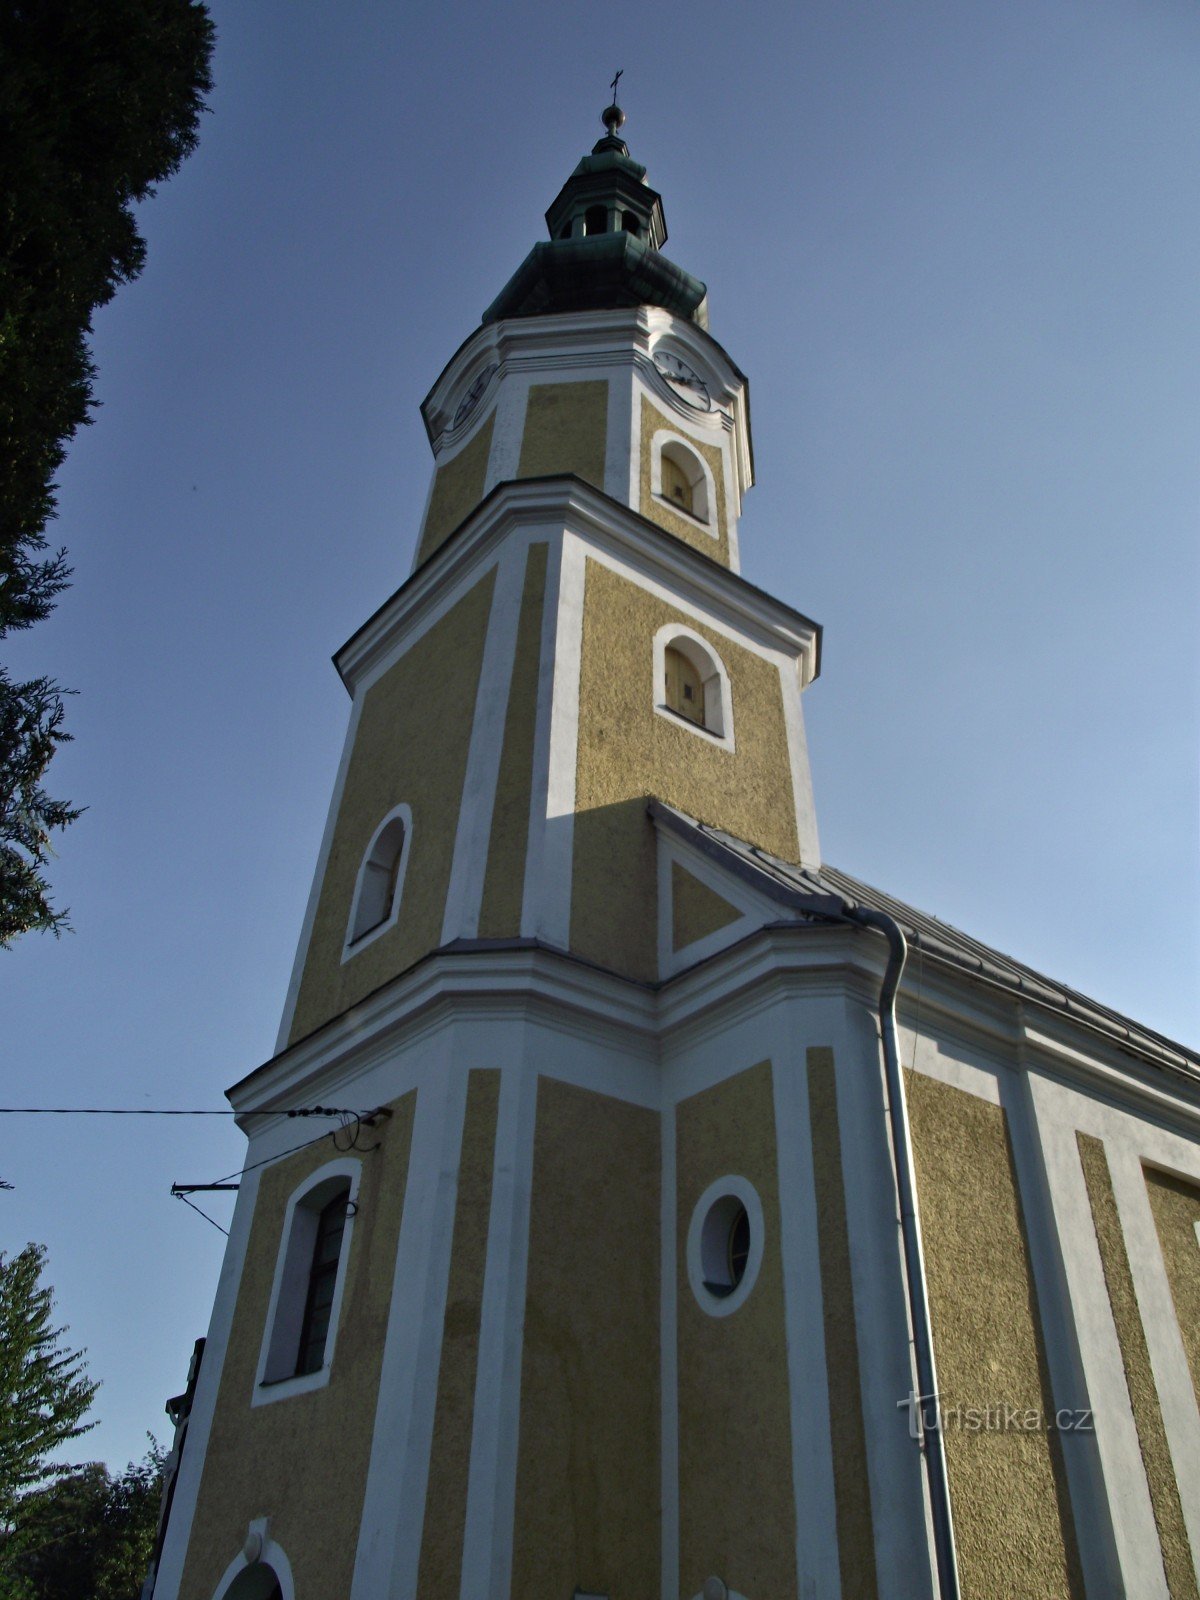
[416,1070,500,1598]
[517,380,607,489]
[175,1092,416,1600]
[478,543,548,937]
[676,1060,797,1600]
[671,860,743,951]
[640,395,731,566]
[1145,1166,1200,1406]
[807,1047,879,1598]
[510,1078,660,1600]
[289,572,496,1043]
[572,559,798,980]
[1079,1135,1198,1600]
[417,410,495,564]
[907,1073,1084,1598]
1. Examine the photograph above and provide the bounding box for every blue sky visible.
[4,0,1197,1473]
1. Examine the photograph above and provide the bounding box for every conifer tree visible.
[0,0,215,943]
[0,1246,97,1527]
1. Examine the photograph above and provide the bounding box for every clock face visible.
[653,350,711,411]
[453,363,498,428]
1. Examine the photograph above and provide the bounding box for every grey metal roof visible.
[650,800,1200,1080]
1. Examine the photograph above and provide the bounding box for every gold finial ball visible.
[602,101,626,136]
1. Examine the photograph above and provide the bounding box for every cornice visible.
[420,306,751,488]
[333,474,822,693]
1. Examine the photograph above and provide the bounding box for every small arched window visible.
[345,805,411,954]
[621,210,640,234]
[653,435,713,528]
[585,205,607,236]
[256,1160,361,1399]
[295,1186,351,1376]
[653,626,733,747]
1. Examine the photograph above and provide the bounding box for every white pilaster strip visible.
[778,657,821,867]
[604,367,635,505]
[441,538,532,943]
[484,377,531,495]
[458,1053,538,1599]
[1108,1142,1200,1559]
[1003,1064,1122,1596]
[350,1050,468,1599]
[1032,1098,1170,1598]
[526,534,585,949]
[835,995,937,1599]
[660,1087,679,1600]
[275,694,364,1052]
[151,1167,264,1599]
[771,1019,842,1597]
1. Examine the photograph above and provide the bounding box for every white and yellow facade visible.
[153,112,1200,1600]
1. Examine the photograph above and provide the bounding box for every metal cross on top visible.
[610,68,623,104]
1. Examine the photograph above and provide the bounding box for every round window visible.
[686,1176,764,1317]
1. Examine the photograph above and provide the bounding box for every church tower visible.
[152,103,1200,1600]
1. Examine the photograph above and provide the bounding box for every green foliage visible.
[0,1246,97,1527]
[0,0,215,944]
[0,1445,165,1600]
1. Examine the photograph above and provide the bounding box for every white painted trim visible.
[652,622,734,750]
[251,1157,361,1405]
[770,1034,844,1599]
[350,1048,468,1598]
[275,695,364,1052]
[342,803,413,960]
[655,831,770,980]
[459,1058,538,1599]
[518,531,563,939]
[483,375,530,495]
[648,428,718,538]
[604,366,635,503]
[525,533,585,948]
[210,1522,295,1600]
[660,1087,679,1600]
[151,1168,265,1600]
[336,478,819,698]
[685,1174,765,1318]
[1034,1108,1170,1597]
[832,993,939,1599]
[1109,1144,1200,1559]
[777,654,820,866]
[1000,1060,1121,1597]
[442,540,535,941]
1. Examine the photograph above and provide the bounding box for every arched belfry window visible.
[585,204,607,236]
[653,625,734,748]
[650,432,715,531]
[344,804,412,956]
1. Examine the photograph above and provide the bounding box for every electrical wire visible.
[174,1193,230,1237]
[0,1105,374,1117]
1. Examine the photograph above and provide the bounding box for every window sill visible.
[652,492,717,537]
[654,703,733,750]
[251,1364,332,1407]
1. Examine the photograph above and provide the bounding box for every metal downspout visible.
[846,905,961,1600]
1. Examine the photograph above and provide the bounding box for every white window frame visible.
[342,802,412,960]
[686,1174,765,1319]
[252,1157,361,1406]
[649,428,717,535]
[653,624,735,751]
